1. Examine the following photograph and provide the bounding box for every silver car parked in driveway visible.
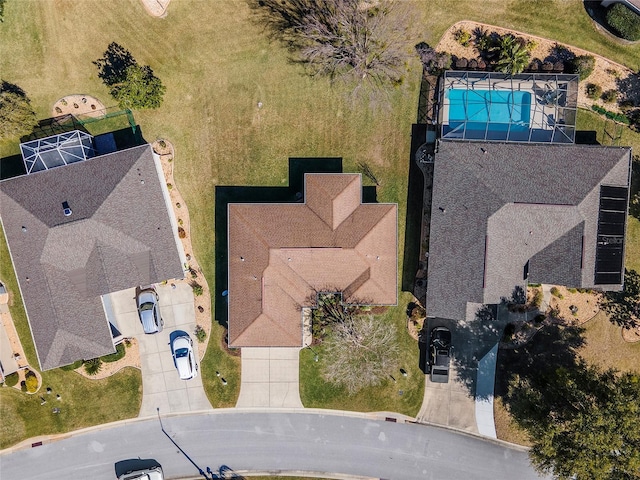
[137,287,163,334]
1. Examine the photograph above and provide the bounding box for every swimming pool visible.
[446,89,531,133]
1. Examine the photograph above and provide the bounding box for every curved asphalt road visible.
[0,411,543,480]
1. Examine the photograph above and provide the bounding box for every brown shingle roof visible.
[0,144,185,370]
[228,173,397,347]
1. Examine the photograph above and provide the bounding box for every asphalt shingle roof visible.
[426,140,631,321]
[227,173,397,347]
[0,144,184,370]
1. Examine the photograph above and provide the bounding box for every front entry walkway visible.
[236,348,303,408]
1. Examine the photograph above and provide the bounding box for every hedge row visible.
[591,104,631,125]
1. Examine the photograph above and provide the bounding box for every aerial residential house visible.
[227,173,398,347]
[0,131,185,370]
[424,71,632,322]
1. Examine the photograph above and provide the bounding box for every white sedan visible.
[170,333,198,380]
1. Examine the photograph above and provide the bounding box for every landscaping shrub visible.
[191,281,204,296]
[528,59,540,72]
[60,359,83,371]
[586,83,602,100]
[553,61,565,73]
[178,227,186,238]
[567,55,595,81]
[454,28,472,47]
[532,289,544,308]
[601,89,617,103]
[415,42,451,76]
[84,358,102,376]
[4,372,19,387]
[567,288,578,294]
[468,58,478,70]
[101,343,125,363]
[550,287,563,299]
[591,104,630,124]
[454,57,468,69]
[541,61,554,72]
[606,3,640,41]
[20,380,27,392]
[473,27,499,59]
[24,370,38,393]
[194,325,207,343]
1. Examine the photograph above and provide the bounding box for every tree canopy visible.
[493,34,530,75]
[110,64,165,110]
[508,362,640,479]
[248,0,414,99]
[94,43,165,110]
[324,313,398,394]
[600,269,640,330]
[498,322,640,479]
[0,80,36,140]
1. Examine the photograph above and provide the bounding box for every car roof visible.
[173,334,191,348]
[140,309,158,333]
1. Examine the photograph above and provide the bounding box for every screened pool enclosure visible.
[439,71,579,143]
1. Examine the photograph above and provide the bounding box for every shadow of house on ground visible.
[451,304,506,400]
[402,124,426,293]
[213,158,377,328]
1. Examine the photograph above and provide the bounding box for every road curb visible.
[0,407,526,455]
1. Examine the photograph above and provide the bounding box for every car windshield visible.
[140,302,154,311]
[175,347,189,358]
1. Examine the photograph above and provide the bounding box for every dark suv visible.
[429,327,452,383]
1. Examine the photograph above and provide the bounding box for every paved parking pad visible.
[236,347,303,408]
[106,282,211,417]
[417,365,478,433]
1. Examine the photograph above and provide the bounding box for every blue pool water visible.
[447,89,531,132]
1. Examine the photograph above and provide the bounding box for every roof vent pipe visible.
[62,201,72,217]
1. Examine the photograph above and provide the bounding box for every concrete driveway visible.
[236,347,303,408]
[416,318,478,434]
[105,282,211,416]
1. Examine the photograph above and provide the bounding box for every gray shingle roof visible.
[0,144,184,370]
[426,140,631,321]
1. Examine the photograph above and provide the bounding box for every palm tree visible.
[493,35,531,74]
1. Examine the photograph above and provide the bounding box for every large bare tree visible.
[248,0,414,98]
[323,314,398,394]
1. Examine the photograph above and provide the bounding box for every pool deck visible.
[440,79,563,136]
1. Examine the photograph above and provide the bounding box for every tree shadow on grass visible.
[495,323,586,402]
[93,42,138,87]
[213,158,379,328]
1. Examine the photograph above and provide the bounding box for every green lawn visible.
[414,0,640,70]
[300,293,424,417]
[580,311,640,372]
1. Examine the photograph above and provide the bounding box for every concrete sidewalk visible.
[236,347,303,408]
